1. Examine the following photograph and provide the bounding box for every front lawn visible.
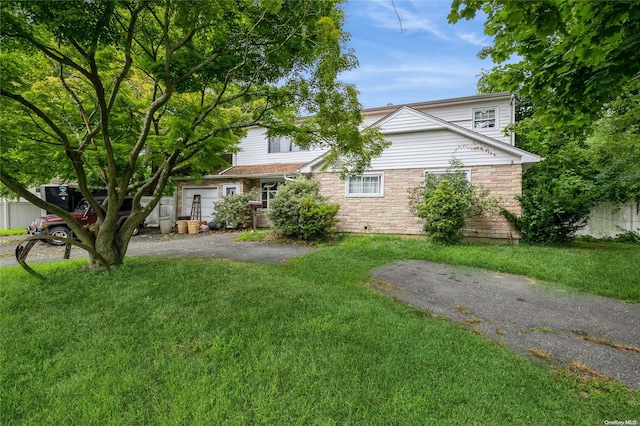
[1,236,638,424]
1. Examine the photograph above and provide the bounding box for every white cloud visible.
[348,0,450,40]
[342,0,493,106]
[456,32,488,47]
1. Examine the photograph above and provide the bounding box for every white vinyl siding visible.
[346,174,384,197]
[367,130,516,170]
[235,128,327,166]
[378,108,446,134]
[363,98,513,145]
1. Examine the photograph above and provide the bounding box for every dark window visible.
[268,136,306,153]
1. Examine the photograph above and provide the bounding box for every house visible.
[173,92,542,241]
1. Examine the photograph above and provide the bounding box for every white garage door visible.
[183,187,218,222]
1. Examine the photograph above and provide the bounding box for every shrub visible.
[267,177,339,241]
[505,165,593,244]
[297,197,340,241]
[214,189,259,229]
[409,160,496,244]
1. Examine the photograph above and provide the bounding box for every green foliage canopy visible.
[456,1,640,243]
[586,83,640,205]
[450,0,640,127]
[0,0,383,267]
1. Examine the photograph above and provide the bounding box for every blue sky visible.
[340,0,493,108]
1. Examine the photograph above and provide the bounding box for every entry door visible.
[183,187,218,222]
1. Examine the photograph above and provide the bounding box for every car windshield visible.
[75,199,89,211]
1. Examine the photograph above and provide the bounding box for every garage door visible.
[183,187,218,222]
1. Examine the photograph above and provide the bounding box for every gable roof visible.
[362,91,513,116]
[301,105,541,173]
[374,106,541,165]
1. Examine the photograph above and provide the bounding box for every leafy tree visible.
[0,0,386,269]
[409,161,496,245]
[214,189,259,230]
[267,177,339,241]
[505,156,595,244]
[586,81,640,206]
[449,0,640,127]
[458,2,640,243]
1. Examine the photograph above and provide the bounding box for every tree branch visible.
[107,1,148,112]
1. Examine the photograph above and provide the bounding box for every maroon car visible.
[27,196,143,245]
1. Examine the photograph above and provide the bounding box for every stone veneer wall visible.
[311,164,522,241]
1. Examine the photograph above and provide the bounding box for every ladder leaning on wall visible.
[190,194,201,221]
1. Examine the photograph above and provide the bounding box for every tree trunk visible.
[89,226,131,271]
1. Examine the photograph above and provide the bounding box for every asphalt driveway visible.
[371,260,640,390]
[0,229,314,268]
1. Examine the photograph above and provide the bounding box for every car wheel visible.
[131,225,140,236]
[48,226,70,246]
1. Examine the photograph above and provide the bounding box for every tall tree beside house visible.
[453,0,640,243]
[449,0,640,129]
[586,82,640,207]
[0,0,386,269]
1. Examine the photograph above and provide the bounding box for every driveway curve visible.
[371,260,640,389]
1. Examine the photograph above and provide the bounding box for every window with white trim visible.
[224,184,239,197]
[346,174,384,197]
[268,135,307,153]
[261,181,282,208]
[473,108,496,129]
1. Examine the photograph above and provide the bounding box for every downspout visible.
[510,93,516,146]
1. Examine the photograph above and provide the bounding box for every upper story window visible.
[268,135,307,153]
[473,108,496,129]
[346,174,384,197]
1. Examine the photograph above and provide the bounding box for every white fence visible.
[576,202,639,238]
[0,200,42,230]
[0,196,176,230]
[141,196,175,227]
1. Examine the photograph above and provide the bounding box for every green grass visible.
[241,232,640,302]
[0,228,27,236]
[1,236,638,424]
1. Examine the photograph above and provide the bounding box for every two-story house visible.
[173,92,541,241]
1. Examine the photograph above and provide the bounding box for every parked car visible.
[27,196,144,245]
